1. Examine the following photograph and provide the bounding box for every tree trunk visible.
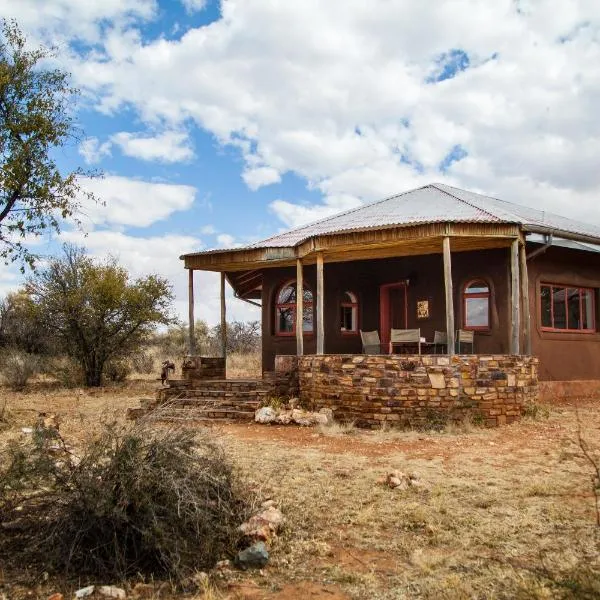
[85,356,104,387]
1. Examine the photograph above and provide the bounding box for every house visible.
[178,183,600,426]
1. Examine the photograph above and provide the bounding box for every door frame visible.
[380,281,408,347]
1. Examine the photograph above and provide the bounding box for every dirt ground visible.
[1,380,599,599]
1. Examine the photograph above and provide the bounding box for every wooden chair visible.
[389,328,421,355]
[456,329,474,354]
[433,330,447,354]
[360,330,382,354]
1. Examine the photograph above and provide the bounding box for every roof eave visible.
[523,224,600,246]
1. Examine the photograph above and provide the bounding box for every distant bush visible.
[0,350,41,390]
[129,351,155,375]
[45,356,84,388]
[104,359,131,382]
[0,422,251,582]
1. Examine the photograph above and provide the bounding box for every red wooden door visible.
[380,283,408,347]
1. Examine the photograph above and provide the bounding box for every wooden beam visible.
[316,252,324,354]
[220,272,227,359]
[188,269,196,355]
[296,259,304,356]
[443,237,455,356]
[511,239,521,354]
[519,241,531,355]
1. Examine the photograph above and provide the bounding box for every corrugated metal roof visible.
[188,183,600,256]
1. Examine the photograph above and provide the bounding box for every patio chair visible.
[389,328,421,355]
[456,329,474,354]
[433,330,447,354]
[360,330,382,354]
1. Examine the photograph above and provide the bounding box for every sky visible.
[1,0,600,325]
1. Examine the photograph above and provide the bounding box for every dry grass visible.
[227,352,261,379]
[0,384,599,600]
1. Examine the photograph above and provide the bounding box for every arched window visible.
[340,291,358,333]
[275,281,313,335]
[463,280,491,330]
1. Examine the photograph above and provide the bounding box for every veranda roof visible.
[181,183,600,273]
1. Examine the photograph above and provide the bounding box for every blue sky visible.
[2,0,600,323]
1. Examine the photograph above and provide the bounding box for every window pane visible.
[583,289,594,329]
[277,285,296,304]
[302,287,313,303]
[466,282,489,295]
[465,297,489,327]
[341,306,356,331]
[553,287,567,329]
[541,286,552,328]
[567,288,581,330]
[277,307,294,332]
[302,305,313,332]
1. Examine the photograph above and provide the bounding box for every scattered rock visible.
[382,470,423,490]
[20,427,33,435]
[215,559,232,571]
[261,499,275,509]
[48,594,63,600]
[239,506,284,543]
[235,542,269,570]
[318,408,334,424]
[74,586,95,599]
[97,586,126,599]
[274,410,292,425]
[255,406,277,424]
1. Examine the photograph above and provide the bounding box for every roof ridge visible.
[253,183,434,247]
[431,183,506,222]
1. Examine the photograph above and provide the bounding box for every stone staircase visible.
[128,378,271,423]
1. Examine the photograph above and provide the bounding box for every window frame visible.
[340,291,359,335]
[274,279,314,336]
[462,279,491,331]
[539,283,596,334]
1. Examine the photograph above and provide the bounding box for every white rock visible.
[97,587,126,600]
[274,410,292,425]
[255,406,277,424]
[318,408,334,424]
[74,586,95,599]
[21,427,34,434]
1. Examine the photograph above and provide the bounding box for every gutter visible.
[523,225,600,247]
[526,233,553,260]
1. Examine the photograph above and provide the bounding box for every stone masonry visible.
[273,354,538,428]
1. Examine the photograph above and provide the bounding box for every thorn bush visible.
[0,421,252,582]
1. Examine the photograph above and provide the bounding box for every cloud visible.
[78,175,196,228]
[79,137,112,165]
[180,0,207,14]
[0,0,156,44]
[8,0,600,233]
[110,130,195,163]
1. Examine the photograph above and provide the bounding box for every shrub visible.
[45,356,85,388]
[0,422,251,582]
[130,351,156,375]
[0,349,40,390]
[104,359,131,382]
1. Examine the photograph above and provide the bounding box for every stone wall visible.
[181,356,226,381]
[266,355,299,398]
[279,354,538,428]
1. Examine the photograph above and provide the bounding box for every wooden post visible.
[188,268,195,355]
[296,259,304,356]
[519,241,531,355]
[443,237,455,355]
[511,238,521,354]
[316,253,324,355]
[220,272,227,358]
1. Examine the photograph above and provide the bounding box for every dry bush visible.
[129,350,156,375]
[0,422,251,583]
[44,356,85,388]
[104,358,132,382]
[0,349,41,390]
[227,352,261,378]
